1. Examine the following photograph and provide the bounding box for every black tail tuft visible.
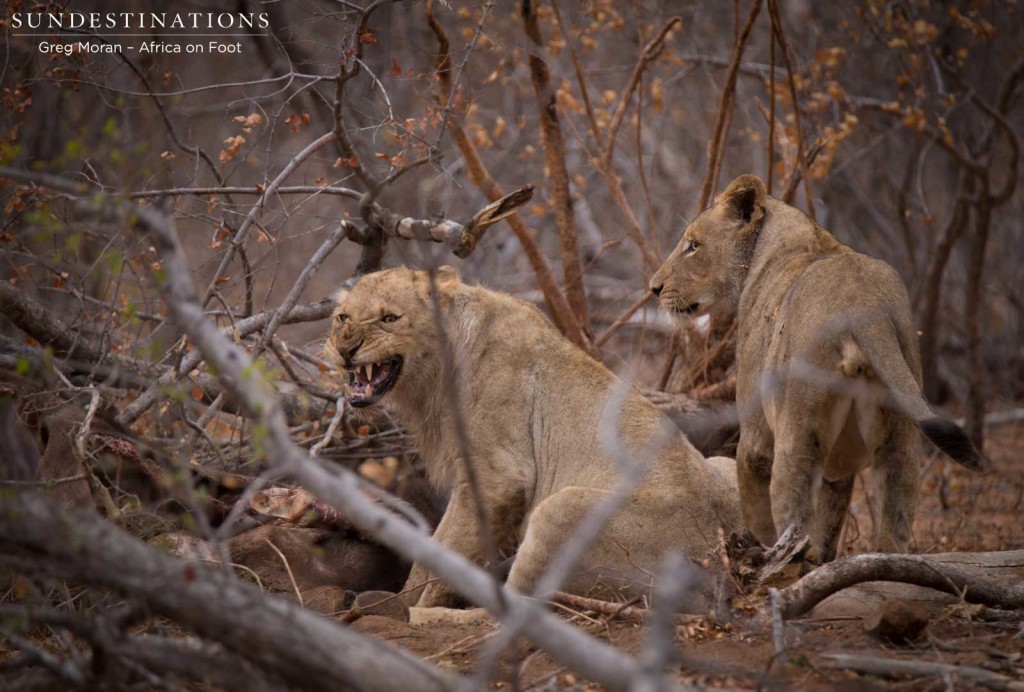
[920,417,988,471]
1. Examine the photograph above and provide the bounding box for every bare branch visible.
[603,17,682,168]
[522,0,594,340]
[767,0,815,218]
[426,1,594,355]
[698,0,762,212]
[199,131,338,306]
[821,654,1022,689]
[0,280,111,366]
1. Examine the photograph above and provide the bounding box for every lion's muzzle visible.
[346,356,403,407]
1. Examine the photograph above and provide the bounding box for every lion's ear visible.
[332,284,352,303]
[435,265,461,293]
[720,174,767,231]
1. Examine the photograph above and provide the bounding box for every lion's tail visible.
[853,322,988,472]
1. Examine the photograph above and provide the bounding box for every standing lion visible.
[325,266,740,607]
[650,174,985,563]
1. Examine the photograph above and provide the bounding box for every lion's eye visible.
[686,239,701,254]
[336,313,349,323]
[381,313,400,323]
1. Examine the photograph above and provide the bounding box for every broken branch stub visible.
[363,184,535,258]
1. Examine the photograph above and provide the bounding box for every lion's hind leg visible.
[505,487,600,597]
[872,415,919,553]
[737,436,776,547]
[509,485,730,600]
[768,385,832,562]
[813,476,854,562]
[507,487,665,599]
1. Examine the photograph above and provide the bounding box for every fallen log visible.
[775,551,1024,620]
[821,653,1024,691]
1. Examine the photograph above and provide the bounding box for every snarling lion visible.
[651,174,985,563]
[325,266,740,607]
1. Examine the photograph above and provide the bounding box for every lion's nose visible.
[650,281,663,297]
[339,339,363,365]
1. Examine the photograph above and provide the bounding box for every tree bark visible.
[963,191,992,450]
[522,0,593,340]
[918,189,969,402]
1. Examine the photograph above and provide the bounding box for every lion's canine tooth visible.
[365,384,374,398]
[368,362,376,381]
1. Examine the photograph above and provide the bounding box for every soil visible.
[345,420,1024,689]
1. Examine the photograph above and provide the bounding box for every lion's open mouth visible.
[346,356,403,407]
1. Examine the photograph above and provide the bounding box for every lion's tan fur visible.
[326,267,741,607]
[651,174,981,563]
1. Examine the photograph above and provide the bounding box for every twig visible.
[550,592,648,623]
[264,539,303,607]
[551,0,602,148]
[594,292,654,348]
[0,280,110,365]
[253,221,348,357]
[821,653,1023,690]
[0,493,452,691]
[552,9,665,274]
[698,0,763,212]
[72,388,121,519]
[423,630,501,663]
[114,298,335,425]
[197,558,266,591]
[433,0,496,152]
[657,332,680,391]
[546,600,604,627]
[425,0,593,356]
[636,554,696,692]
[766,0,815,219]
[199,131,338,307]
[0,473,88,487]
[0,630,86,688]
[603,17,682,168]
[311,397,346,457]
[769,587,787,665]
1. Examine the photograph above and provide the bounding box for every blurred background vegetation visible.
[1,0,1021,448]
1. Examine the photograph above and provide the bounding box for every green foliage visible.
[101,116,120,139]
[63,138,83,159]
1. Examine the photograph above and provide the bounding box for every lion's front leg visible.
[403,478,525,608]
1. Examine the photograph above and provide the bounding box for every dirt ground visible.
[351,420,1024,689]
